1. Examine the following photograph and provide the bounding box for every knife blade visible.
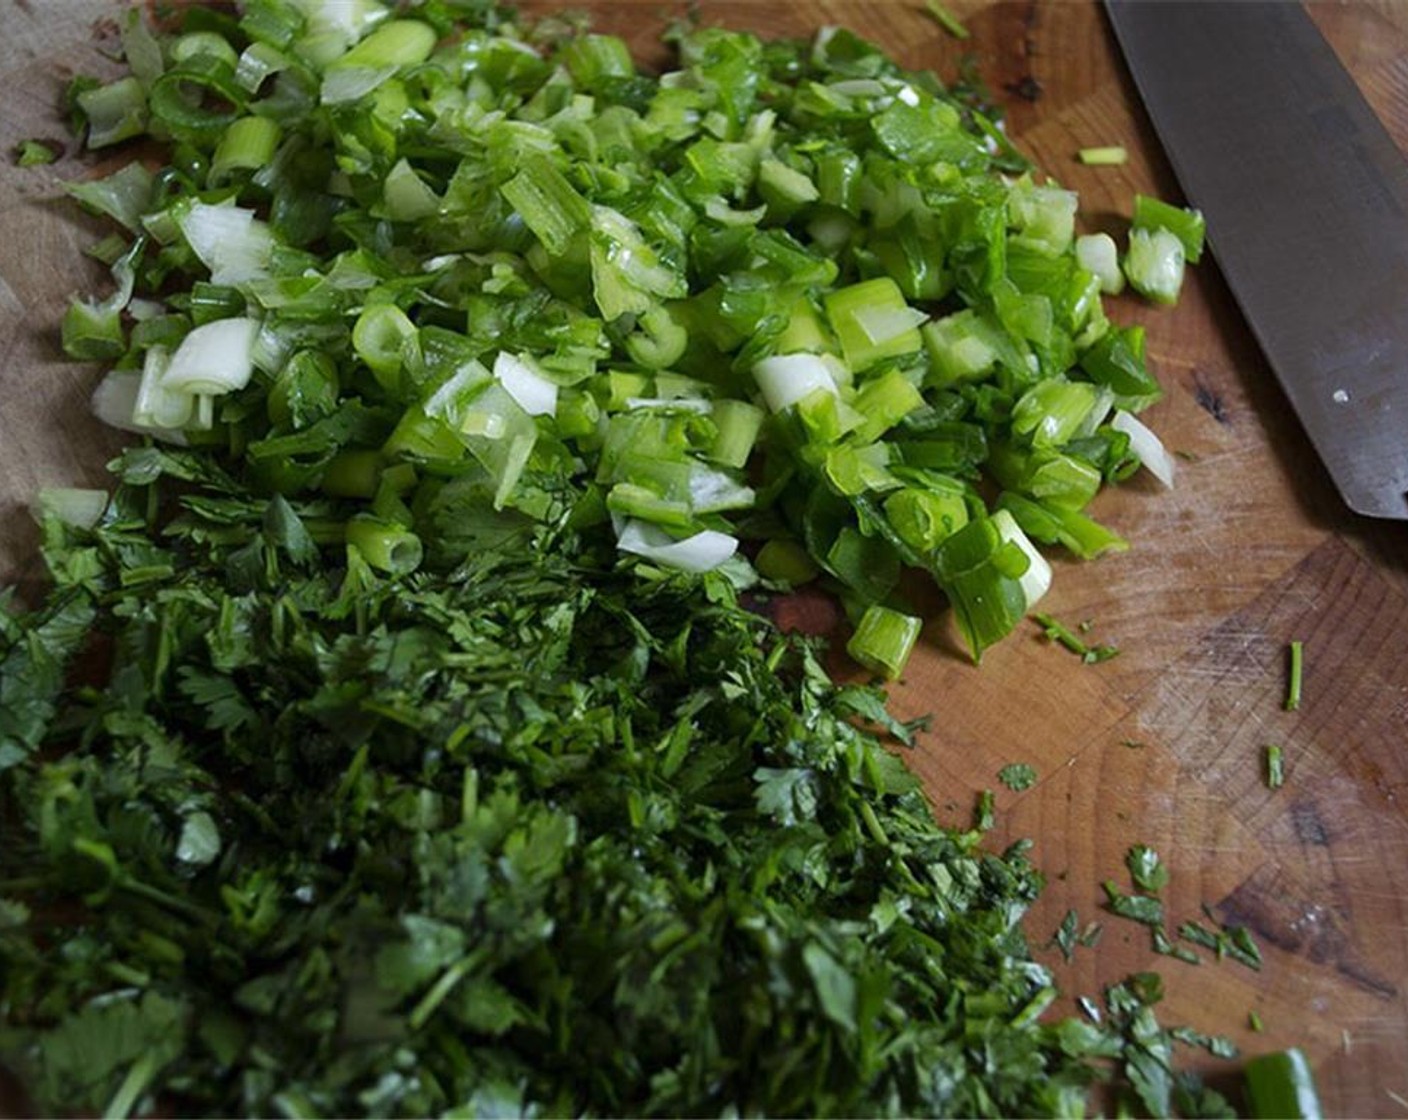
[1106,0,1408,520]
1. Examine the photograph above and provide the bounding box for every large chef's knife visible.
[1106,1,1408,520]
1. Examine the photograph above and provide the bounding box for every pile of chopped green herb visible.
[1,1,1228,1116]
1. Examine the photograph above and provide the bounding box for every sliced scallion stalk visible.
[847,605,923,680]
[211,116,282,183]
[1265,744,1285,790]
[824,278,925,371]
[329,19,437,71]
[1077,146,1127,166]
[346,516,424,575]
[755,538,819,585]
[493,352,558,418]
[500,157,592,256]
[174,200,275,286]
[1075,233,1124,295]
[90,369,186,445]
[1110,409,1175,488]
[61,298,126,361]
[706,399,764,469]
[352,304,417,390]
[161,317,261,397]
[1133,193,1205,263]
[77,77,149,148]
[149,56,247,143]
[1124,227,1185,305]
[558,34,635,92]
[753,353,841,414]
[35,487,109,530]
[133,345,193,430]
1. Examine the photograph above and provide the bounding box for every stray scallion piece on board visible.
[1032,611,1120,663]
[1285,639,1305,710]
[14,138,60,166]
[1,2,1238,1118]
[1266,743,1286,789]
[1078,144,1128,166]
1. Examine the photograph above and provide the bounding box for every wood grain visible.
[3,1,1408,1114]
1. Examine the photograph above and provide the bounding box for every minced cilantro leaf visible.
[1103,880,1165,926]
[1126,843,1169,893]
[998,762,1038,791]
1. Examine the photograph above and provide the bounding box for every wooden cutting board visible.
[3,1,1407,1114]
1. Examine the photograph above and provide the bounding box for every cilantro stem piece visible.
[1285,640,1304,711]
[1077,145,1128,166]
[1031,612,1119,663]
[923,0,971,40]
[103,1052,160,1120]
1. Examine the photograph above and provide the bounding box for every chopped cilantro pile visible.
[1,1,1231,1116]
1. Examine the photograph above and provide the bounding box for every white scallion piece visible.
[686,464,755,514]
[162,318,262,396]
[616,519,739,573]
[35,487,109,530]
[133,346,194,430]
[624,397,712,414]
[175,200,274,286]
[993,509,1052,610]
[90,369,188,444]
[1075,233,1125,295]
[493,352,558,417]
[853,304,928,346]
[1112,409,1176,488]
[753,353,842,413]
[321,65,399,105]
[1124,227,1185,305]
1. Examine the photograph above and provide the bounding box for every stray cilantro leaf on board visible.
[998,762,1038,791]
